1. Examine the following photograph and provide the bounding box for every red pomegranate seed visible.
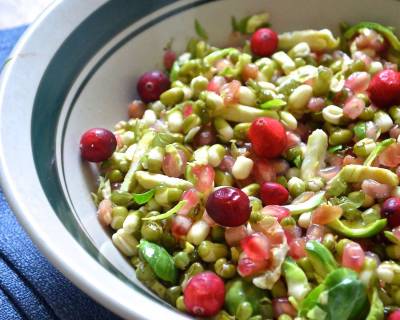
[261,205,290,222]
[171,215,192,239]
[184,272,225,317]
[206,187,251,227]
[240,232,271,261]
[177,189,200,216]
[192,164,215,194]
[342,242,365,272]
[182,104,194,118]
[225,225,248,246]
[312,204,343,225]
[220,80,241,106]
[248,117,287,158]
[80,128,117,162]
[163,49,176,70]
[388,310,400,320]
[162,150,187,178]
[260,182,289,206]
[242,63,259,82]
[137,70,170,103]
[128,100,146,119]
[382,197,400,228]
[272,298,297,318]
[250,28,278,57]
[284,225,302,244]
[237,256,269,277]
[207,76,226,94]
[306,224,326,242]
[368,69,400,108]
[288,237,307,260]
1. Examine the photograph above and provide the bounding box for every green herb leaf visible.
[142,200,187,221]
[132,189,155,205]
[364,138,395,166]
[195,19,208,40]
[260,99,287,110]
[328,145,343,153]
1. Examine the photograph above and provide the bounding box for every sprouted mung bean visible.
[79,13,400,319]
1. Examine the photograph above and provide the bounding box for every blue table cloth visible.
[0,26,120,320]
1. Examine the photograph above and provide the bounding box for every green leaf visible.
[299,284,326,317]
[260,99,287,110]
[328,145,343,154]
[138,240,177,283]
[364,138,395,166]
[132,189,155,205]
[142,200,187,221]
[194,19,208,40]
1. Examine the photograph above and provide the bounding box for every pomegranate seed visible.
[312,204,343,225]
[368,69,400,108]
[248,117,287,158]
[163,49,176,70]
[220,80,241,106]
[184,272,225,317]
[80,128,117,162]
[242,63,259,82]
[260,182,289,206]
[284,225,302,244]
[192,125,217,147]
[137,70,170,103]
[192,164,215,194]
[177,189,200,216]
[250,28,278,57]
[342,242,365,272]
[206,187,251,227]
[251,158,277,184]
[288,237,307,260]
[240,232,271,261]
[379,143,400,167]
[343,96,365,120]
[128,100,146,119]
[182,104,193,118]
[382,197,400,228]
[237,256,269,277]
[225,225,248,246]
[261,205,290,222]
[306,224,326,242]
[307,97,325,112]
[171,215,192,239]
[361,179,392,199]
[388,310,400,320]
[345,72,371,93]
[162,150,187,178]
[272,298,297,318]
[207,76,226,94]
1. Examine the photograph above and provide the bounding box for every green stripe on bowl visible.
[31,0,213,305]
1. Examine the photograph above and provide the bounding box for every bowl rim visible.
[0,0,192,319]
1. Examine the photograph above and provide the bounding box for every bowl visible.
[1,0,400,319]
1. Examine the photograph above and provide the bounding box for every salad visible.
[79,13,400,320]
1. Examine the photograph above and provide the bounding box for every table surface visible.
[0,0,54,28]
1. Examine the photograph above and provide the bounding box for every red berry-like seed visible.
[240,232,271,261]
[248,117,287,158]
[80,128,117,162]
[389,310,400,320]
[137,70,170,103]
[250,28,278,57]
[206,187,251,227]
[382,197,400,228]
[183,272,225,317]
[368,69,400,108]
[260,182,289,205]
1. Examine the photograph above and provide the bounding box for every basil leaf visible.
[142,200,187,221]
[132,189,155,205]
[328,145,343,153]
[260,99,287,110]
[138,240,177,283]
[195,19,208,40]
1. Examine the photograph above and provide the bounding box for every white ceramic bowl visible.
[1,0,400,319]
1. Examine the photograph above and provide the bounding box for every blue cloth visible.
[0,26,120,320]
